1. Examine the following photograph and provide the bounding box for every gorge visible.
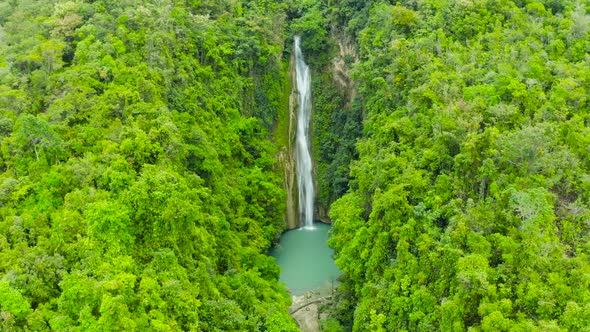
[272,37,341,328]
[1,1,590,331]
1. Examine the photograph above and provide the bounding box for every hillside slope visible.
[325,0,590,330]
[0,1,298,330]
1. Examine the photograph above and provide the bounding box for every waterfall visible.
[294,36,314,229]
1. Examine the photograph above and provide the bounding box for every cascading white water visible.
[294,36,315,229]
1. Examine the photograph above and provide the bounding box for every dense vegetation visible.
[3,0,590,331]
[318,0,590,331]
[0,0,299,330]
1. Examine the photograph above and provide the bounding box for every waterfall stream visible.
[294,36,314,229]
[270,35,341,302]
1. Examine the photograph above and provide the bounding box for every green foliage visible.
[0,0,297,330]
[313,71,362,215]
[0,281,32,323]
[290,1,335,67]
[13,114,63,164]
[325,0,590,330]
[291,5,328,52]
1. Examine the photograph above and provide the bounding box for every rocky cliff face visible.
[280,33,359,230]
[278,51,299,230]
[313,32,360,225]
[330,33,357,107]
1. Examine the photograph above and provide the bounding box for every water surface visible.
[270,223,341,295]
